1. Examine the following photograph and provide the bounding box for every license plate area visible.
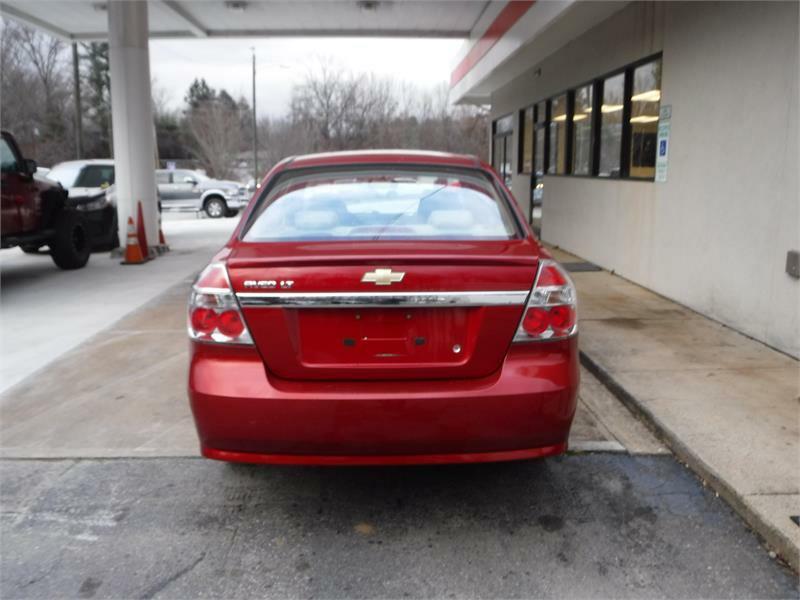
[295,307,476,366]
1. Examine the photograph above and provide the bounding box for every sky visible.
[149,37,463,118]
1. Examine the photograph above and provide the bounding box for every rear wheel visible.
[50,211,90,269]
[205,197,227,219]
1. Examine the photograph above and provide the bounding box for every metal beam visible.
[202,28,470,39]
[73,28,469,41]
[159,1,208,38]
[0,2,73,41]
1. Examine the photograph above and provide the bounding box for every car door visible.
[0,135,36,235]
[171,170,202,209]
[155,170,178,208]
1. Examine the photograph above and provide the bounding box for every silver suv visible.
[156,169,249,218]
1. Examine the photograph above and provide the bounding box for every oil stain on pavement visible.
[1,455,796,599]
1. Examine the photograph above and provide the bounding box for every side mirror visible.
[183,176,197,185]
[22,158,37,176]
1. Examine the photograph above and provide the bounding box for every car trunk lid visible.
[228,240,538,380]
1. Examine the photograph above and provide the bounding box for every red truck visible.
[1,130,91,269]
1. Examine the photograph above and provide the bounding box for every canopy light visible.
[357,0,381,10]
[601,104,623,113]
[572,114,589,121]
[225,1,248,12]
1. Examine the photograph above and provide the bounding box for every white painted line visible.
[570,440,627,453]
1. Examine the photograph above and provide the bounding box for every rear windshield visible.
[243,167,519,242]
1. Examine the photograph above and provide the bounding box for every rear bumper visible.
[188,338,579,465]
[203,443,566,466]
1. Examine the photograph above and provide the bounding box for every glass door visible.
[531,101,547,236]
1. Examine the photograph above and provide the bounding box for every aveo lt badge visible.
[361,268,405,286]
[243,280,294,289]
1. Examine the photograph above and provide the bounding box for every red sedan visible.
[187,150,579,465]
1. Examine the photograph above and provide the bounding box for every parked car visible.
[187,150,579,466]
[46,159,118,251]
[1,131,91,269]
[156,169,248,218]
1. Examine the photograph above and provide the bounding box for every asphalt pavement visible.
[2,455,796,599]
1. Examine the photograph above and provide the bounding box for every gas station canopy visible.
[0,0,487,40]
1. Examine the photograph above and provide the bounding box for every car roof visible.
[284,150,483,171]
[51,159,115,168]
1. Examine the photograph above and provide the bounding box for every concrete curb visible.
[579,350,799,573]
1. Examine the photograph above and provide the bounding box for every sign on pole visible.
[655,105,671,183]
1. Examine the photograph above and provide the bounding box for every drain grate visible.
[562,261,602,273]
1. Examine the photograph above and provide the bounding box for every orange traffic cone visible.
[121,216,147,264]
[136,201,149,257]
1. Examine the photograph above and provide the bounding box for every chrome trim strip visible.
[236,290,529,308]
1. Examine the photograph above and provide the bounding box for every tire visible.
[204,196,227,219]
[21,244,43,254]
[224,207,239,218]
[50,211,90,270]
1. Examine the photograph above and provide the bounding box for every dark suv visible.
[0,131,90,269]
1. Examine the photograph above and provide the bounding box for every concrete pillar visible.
[108,1,158,252]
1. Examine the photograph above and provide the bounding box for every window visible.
[510,53,662,183]
[628,59,661,179]
[534,102,546,177]
[598,72,625,177]
[572,84,594,175]
[156,171,172,185]
[492,115,514,185]
[75,165,115,188]
[0,138,17,173]
[519,106,534,174]
[548,95,567,175]
[492,137,504,175]
[244,167,520,242]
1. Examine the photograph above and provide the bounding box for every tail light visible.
[188,263,253,345]
[513,259,577,342]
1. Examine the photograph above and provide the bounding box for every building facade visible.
[452,1,799,358]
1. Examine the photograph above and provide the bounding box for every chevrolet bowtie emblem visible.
[361,268,405,286]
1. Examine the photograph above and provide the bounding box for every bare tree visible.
[281,63,488,168]
[0,19,73,164]
[186,100,243,178]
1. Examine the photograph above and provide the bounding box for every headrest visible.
[427,209,475,230]
[293,209,339,230]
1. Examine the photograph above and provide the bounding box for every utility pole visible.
[72,43,84,158]
[251,47,258,185]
